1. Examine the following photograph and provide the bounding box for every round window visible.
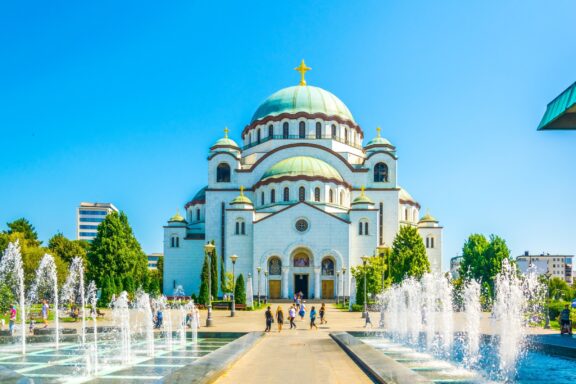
[295,219,309,232]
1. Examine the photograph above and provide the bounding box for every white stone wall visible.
[418,225,442,274]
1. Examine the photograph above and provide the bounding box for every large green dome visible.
[251,86,355,124]
[261,156,343,182]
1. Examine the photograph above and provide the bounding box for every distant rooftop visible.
[79,202,118,211]
[538,81,576,130]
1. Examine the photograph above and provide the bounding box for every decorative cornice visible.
[209,144,240,151]
[184,199,206,209]
[254,201,350,224]
[243,112,363,139]
[351,187,400,191]
[236,143,369,174]
[253,175,351,189]
[185,233,206,240]
[364,150,398,161]
[207,151,241,161]
[400,199,421,209]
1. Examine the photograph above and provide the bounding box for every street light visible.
[342,267,347,308]
[361,256,370,318]
[264,271,269,303]
[204,242,215,327]
[544,270,552,329]
[377,244,391,328]
[336,270,340,305]
[230,254,238,317]
[257,267,262,306]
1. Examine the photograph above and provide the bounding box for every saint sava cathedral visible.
[163,61,443,300]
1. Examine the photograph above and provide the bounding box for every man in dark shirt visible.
[265,306,273,332]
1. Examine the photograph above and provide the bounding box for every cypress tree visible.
[390,225,430,283]
[115,276,123,294]
[99,276,111,307]
[234,274,246,305]
[209,240,218,299]
[198,252,210,305]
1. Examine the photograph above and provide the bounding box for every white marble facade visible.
[163,76,443,299]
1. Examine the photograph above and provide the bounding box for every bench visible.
[212,302,230,310]
[29,312,44,322]
[235,304,247,310]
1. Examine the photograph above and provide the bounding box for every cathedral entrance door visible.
[321,280,334,299]
[294,274,309,299]
[269,280,281,299]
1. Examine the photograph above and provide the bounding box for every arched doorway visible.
[292,249,312,299]
[321,257,335,299]
[267,257,282,299]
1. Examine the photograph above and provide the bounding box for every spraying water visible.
[0,241,26,354]
[28,253,60,350]
[463,279,481,366]
[111,291,132,364]
[61,257,87,345]
[135,289,155,357]
[86,280,99,374]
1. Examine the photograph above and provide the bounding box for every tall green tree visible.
[352,255,387,304]
[547,277,572,301]
[459,234,490,281]
[389,225,430,283]
[87,211,148,291]
[48,233,90,264]
[156,256,164,293]
[4,218,41,247]
[198,253,210,305]
[234,274,246,305]
[209,241,218,299]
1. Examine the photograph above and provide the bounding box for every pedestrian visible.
[265,306,273,332]
[288,305,297,329]
[319,303,327,325]
[276,306,284,332]
[364,311,373,328]
[194,305,201,329]
[299,301,306,320]
[42,299,49,329]
[29,318,35,334]
[310,306,318,330]
[8,305,16,336]
[155,309,163,329]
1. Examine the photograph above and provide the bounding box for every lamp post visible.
[204,242,215,327]
[257,267,262,306]
[230,254,238,317]
[544,270,552,329]
[361,256,370,319]
[264,271,269,303]
[336,270,340,305]
[342,267,347,308]
[377,244,391,328]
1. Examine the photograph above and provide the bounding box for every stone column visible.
[314,267,321,299]
[282,266,289,299]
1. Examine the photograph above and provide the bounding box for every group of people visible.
[264,302,327,332]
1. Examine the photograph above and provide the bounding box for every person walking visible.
[299,301,306,320]
[288,305,297,329]
[42,299,49,329]
[319,303,327,325]
[310,306,318,330]
[8,305,16,336]
[364,311,373,328]
[264,306,273,333]
[276,306,284,332]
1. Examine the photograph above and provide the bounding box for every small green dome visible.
[230,188,253,205]
[352,194,374,205]
[251,86,355,124]
[365,127,393,148]
[261,156,343,182]
[419,212,438,223]
[169,212,187,223]
[212,127,240,149]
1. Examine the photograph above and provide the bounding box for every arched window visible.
[216,163,231,182]
[196,209,200,221]
[374,162,388,182]
[171,235,179,248]
[426,237,429,248]
[283,187,290,202]
[315,122,322,139]
[299,121,306,138]
[268,124,273,138]
[241,221,246,235]
[271,189,276,203]
[293,253,310,267]
[321,258,335,275]
[364,222,369,235]
[340,190,344,205]
[261,192,265,205]
[235,219,245,235]
[314,187,320,202]
[331,124,337,138]
[299,186,305,201]
[257,129,261,143]
[268,257,282,275]
[404,208,408,221]
[283,122,289,139]
[344,128,348,143]
[358,222,363,235]
[430,237,435,248]
[329,189,334,203]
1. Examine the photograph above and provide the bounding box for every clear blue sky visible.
[1,1,575,269]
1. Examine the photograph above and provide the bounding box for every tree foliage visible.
[0,283,14,314]
[547,277,572,301]
[234,274,246,305]
[156,256,164,293]
[209,241,218,299]
[86,212,148,292]
[389,225,430,283]
[198,252,210,305]
[4,218,41,247]
[222,272,234,293]
[352,255,387,304]
[48,233,89,264]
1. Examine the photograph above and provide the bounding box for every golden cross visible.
[240,186,244,195]
[294,59,311,86]
[376,127,381,137]
[224,127,229,138]
[361,185,365,196]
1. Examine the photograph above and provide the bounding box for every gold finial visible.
[376,127,381,137]
[224,127,229,138]
[294,59,311,86]
[240,186,244,196]
[360,185,365,196]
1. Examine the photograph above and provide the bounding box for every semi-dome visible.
[261,156,343,182]
[168,212,187,223]
[251,85,355,124]
[365,127,393,149]
[211,127,239,149]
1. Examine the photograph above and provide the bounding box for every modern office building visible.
[516,252,573,284]
[147,253,163,270]
[76,202,119,241]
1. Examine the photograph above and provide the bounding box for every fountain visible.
[111,291,132,364]
[190,299,198,344]
[61,257,87,345]
[135,289,155,356]
[0,241,26,354]
[86,280,99,374]
[462,279,481,367]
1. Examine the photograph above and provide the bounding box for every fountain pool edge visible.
[330,332,432,384]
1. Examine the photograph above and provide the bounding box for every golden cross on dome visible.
[294,59,311,86]
[224,127,229,138]
[240,186,244,195]
[360,185,365,196]
[376,127,381,137]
